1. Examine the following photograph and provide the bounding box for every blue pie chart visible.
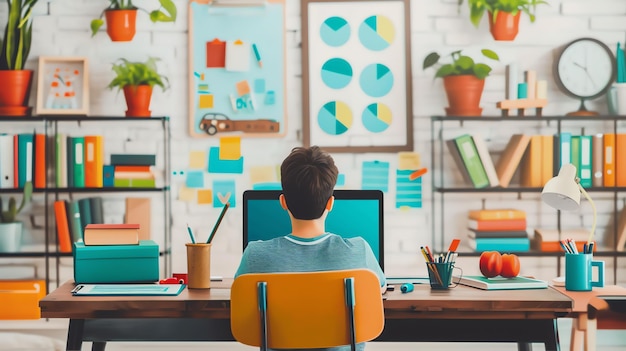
[318,101,353,135]
[359,15,395,51]
[359,63,393,97]
[362,103,392,133]
[321,58,353,89]
[320,16,350,47]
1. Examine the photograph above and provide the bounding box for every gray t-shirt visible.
[234,233,385,351]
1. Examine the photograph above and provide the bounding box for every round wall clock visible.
[553,37,616,116]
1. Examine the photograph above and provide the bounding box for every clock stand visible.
[566,98,599,116]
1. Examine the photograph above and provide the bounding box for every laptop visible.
[243,189,385,270]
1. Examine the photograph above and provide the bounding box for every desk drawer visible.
[0,280,46,319]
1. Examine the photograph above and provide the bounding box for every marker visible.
[186,223,196,244]
[206,202,230,244]
[409,168,428,181]
[252,43,262,68]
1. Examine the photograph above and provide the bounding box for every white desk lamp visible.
[541,163,596,245]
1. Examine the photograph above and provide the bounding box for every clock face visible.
[555,38,616,99]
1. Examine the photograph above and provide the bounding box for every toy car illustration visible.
[198,112,280,135]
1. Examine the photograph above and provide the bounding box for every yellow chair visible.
[230,269,385,351]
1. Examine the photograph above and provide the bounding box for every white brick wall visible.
[2,0,626,285]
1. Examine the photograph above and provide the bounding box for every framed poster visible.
[188,0,287,138]
[36,57,90,115]
[302,0,413,153]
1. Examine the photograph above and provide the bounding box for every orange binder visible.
[541,135,554,185]
[520,135,542,187]
[604,133,615,187]
[34,133,46,189]
[616,133,626,187]
[54,200,72,253]
[495,134,531,188]
[83,135,103,188]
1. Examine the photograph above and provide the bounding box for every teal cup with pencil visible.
[426,262,461,290]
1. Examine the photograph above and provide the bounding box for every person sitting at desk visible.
[235,146,385,351]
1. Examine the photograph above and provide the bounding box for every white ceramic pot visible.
[0,222,23,252]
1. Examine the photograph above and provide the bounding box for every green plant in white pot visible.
[0,181,33,252]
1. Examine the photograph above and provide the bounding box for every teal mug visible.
[565,253,604,291]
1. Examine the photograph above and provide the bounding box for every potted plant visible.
[91,0,177,42]
[423,49,499,116]
[460,0,548,41]
[0,181,33,252]
[107,57,169,117]
[0,0,38,116]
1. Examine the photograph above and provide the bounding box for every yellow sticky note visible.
[398,152,421,170]
[178,186,196,202]
[219,136,241,160]
[250,165,277,184]
[199,94,214,108]
[236,80,251,96]
[197,189,213,204]
[189,151,206,169]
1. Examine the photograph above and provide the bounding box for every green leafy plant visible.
[459,0,548,27]
[423,49,500,80]
[0,181,33,223]
[0,0,38,70]
[107,57,169,91]
[90,0,177,37]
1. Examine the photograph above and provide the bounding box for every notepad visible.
[71,284,185,296]
[456,275,547,290]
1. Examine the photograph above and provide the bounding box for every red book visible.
[13,134,18,188]
[34,133,46,188]
[468,218,527,231]
[54,201,72,253]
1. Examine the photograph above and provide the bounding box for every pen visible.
[252,43,262,68]
[186,223,196,244]
[206,202,230,244]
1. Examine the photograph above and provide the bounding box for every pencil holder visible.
[426,262,462,290]
[186,243,212,289]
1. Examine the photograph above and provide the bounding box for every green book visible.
[114,178,156,188]
[78,198,93,230]
[65,200,83,243]
[570,135,581,180]
[70,136,85,188]
[454,134,489,188]
[456,275,547,290]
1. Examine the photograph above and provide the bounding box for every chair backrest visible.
[230,269,385,349]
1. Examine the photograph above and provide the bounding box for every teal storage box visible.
[73,240,159,283]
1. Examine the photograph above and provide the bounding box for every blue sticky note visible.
[213,179,236,208]
[208,147,244,174]
[254,79,266,93]
[395,169,422,208]
[361,160,389,192]
[185,170,205,188]
[336,173,345,186]
[252,182,282,190]
[265,91,275,105]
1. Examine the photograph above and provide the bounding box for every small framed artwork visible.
[36,57,90,115]
[302,0,413,153]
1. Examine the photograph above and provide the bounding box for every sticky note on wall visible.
[219,137,241,160]
[361,160,389,192]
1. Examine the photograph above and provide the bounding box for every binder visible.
[53,201,73,253]
[89,197,105,224]
[578,135,592,188]
[570,135,581,180]
[454,134,489,188]
[446,139,473,186]
[17,133,34,188]
[592,134,603,187]
[495,134,531,188]
[84,135,104,188]
[520,135,542,187]
[66,136,74,187]
[66,200,83,243]
[70,136,85,188]
[56,133,68,188]
[34,133,46,189]
[470,134,499,187]
[558,132,572,168]
[78,198,93,230]
[541,135,554,185]
[616,133,626,187]
[0,134,15,188]
[604,133,616,187]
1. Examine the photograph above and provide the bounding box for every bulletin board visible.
[302,0,413,153]
[188,0,286,138]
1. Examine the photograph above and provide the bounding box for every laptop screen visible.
[243,189,384,270]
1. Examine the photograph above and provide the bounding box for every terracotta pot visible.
[443,75,485,116]
[123,85,153,117]
[0,70,33,115]
[105,9,138,42]
[488,11,521,41]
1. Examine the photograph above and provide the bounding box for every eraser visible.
[400,283,414,293]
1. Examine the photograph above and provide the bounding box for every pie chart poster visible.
[304,0,411,152]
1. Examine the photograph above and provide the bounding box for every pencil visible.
[252,44,262,68]
[186,223,196,244]
[206,202,230,244]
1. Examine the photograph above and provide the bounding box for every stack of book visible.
[467,209,530,252]
[109,154,157,188]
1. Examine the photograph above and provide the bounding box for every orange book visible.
[616,134,626,187]
[520,135,542,187]
[495,134,531,188]
[83,223,140,245]
[467,218,527,231]
[532,228,591,252]
[53,201,72,253]
[604,133,615,187]
[125,197,152,240]
[541,135,554,185]
[83,135,104,188]
[34,133,46,188]
[468,209,526,221]
[115,165,152,172]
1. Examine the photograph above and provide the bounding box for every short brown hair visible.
[280,146,338,220]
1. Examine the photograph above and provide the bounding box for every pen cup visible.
[426,262,462,290]
[186,243,212,289]
[564,253,604,291]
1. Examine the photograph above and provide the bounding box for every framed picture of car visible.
[301,0,413,152]
[188,0,287,138]
[35,56,90,115]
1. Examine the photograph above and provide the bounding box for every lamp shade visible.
[541,163,580,211]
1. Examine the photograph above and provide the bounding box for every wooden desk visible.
[40,281,572,351]
[553,286,626,351]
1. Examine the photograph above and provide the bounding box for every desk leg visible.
[92,342,107,351]
[584,317,596,351]
[66,319,84,351]
[517,342,532,351]
[571,314,586,351]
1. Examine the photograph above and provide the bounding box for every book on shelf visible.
[468,228,528,239]
[470,133,500,187]
[616,133,626,187]
[125,197,152,240]
[531,228,590,252]
[53,200,73,253]
[34,133,46,189]
[66,200,83,243]
[540,134,554,185]
[55,133,68,188]
[453,134,490,188]
[495,134,531,188]
[468,218,526,231]
[83,224,140,246]
[89,197,105,224]
[603,133,615,187]
[520,135,542,187]
[0,133,15,188]
[571,135,581,181]
[456,275,548,290]
[558,132,572,168]
[592,133,603,188]
[617,205,626,252]
[84,135,104,188]
[446,139,473,186]
[110,154,156,166]
[78,198,93,230]
[578,135,592,188]
[467,236,530,252]
[17,133,33,188]
[468,209,526,221]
